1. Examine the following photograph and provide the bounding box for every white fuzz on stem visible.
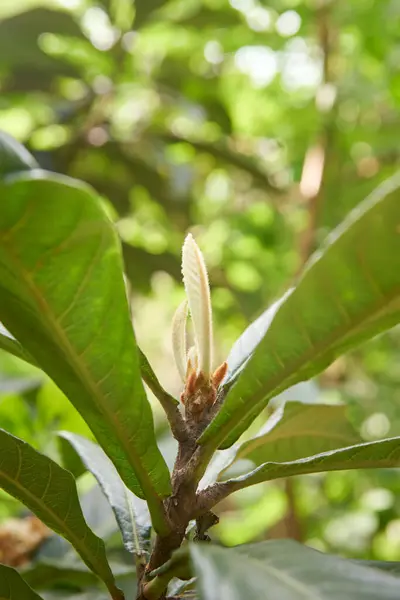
[181,234,213,377]
[171,300,188,382]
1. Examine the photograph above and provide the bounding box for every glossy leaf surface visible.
[0,140,171,529]
[200,175,400,449]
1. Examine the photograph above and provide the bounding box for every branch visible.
[139,348,189,443]
[195,481,237,516]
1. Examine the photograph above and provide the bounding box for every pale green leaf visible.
[58,431,151,556]
[190,539,400,599]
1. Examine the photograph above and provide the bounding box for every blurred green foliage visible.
[1,0,400,566]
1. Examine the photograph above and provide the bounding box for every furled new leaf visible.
[190,539,400,599]
[0,429,121,599]
[58,431,151,556]
[200,174,400,450]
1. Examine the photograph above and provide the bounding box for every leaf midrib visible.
[233,448,400,488]
[123,485,141,555]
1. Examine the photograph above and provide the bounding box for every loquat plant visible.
[1,131,400,599]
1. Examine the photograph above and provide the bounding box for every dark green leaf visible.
[0,145,171,531]
[22,559,133,591]
[233,402,361,467]
[190,539,400,599]
[223,292,291,386]
[0,429,121,599]
[22,561,98,590]
[0,324,37,366]
[0,9,83,90]
[225,437,400,491]
[58,432,151,556]
[0,564,44,600]
[0,130,38,177]
[200,174,400,450]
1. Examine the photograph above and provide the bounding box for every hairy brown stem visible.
[138,393,223,599]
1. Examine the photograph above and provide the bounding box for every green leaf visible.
[0,324,37,366]
[0,564,44,600]
[0,130,38,177]
[233,402,361,467]
[224,437,400,491]
[0,9,83,90]
[222,292,291,386]
[21,561,99,590]
[58,431,151,556]
[199,173,400,450]
[190,539,400,599]
[0,429,121,599]
[0,154,171,530]
[22,559,133,591]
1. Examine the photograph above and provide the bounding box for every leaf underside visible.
[190,539,400,600]
[58,431,151,556]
